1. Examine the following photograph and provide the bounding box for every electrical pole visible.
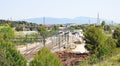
[43,17,45,27]
[42,17,46,47]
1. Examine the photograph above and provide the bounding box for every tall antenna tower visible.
[97,13,100,25]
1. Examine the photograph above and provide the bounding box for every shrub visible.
[30,47,62,66]
[0,25,14,40]
[78,61,88,66]
[89,54,99,64]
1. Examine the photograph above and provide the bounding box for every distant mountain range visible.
[22,17,118,24]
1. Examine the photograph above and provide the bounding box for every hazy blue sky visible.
[0,0,120,22]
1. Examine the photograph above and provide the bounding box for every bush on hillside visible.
[30,47,62,66]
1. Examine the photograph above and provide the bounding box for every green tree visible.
[84,26,116,63]
[0,41,26,66]
[84,26,106,54]
[97,37,116,60]
[37,26,48,47]
[60,24,64,27]
[113,28,120,47]
[52,25,59,31]
[101,20,106,28]
[0,25,14,40]
[15,26,23,31]
[0,26,26,66]
[104,25,111,33]
[113,28,120,39]
[30,47,62,66]
[117,38,120,47]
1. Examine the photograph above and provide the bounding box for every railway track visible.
[23,44,42,61]
[22,36,67,62]
[21,32,86,64]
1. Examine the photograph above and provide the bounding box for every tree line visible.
[0,20,41,31]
